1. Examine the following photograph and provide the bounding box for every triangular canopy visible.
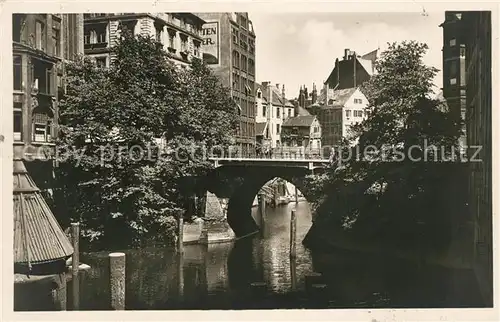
[13,160,73,270]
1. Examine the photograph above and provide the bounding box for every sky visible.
[249,12,445,99]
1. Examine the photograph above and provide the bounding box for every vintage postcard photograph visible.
[1,1,498,320]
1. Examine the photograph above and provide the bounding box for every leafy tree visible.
[309,41,462,250]
[54,31,238,250]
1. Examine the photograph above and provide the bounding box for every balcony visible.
[84,41,108,50]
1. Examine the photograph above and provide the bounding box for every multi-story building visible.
[197,13,257,156]
[323,48,378,92]
[440,12,467,153]
[301,48,376,149]
[463,11,492,307]
[281,115,322,157]
[83,13,205,68]
[313,87,369,147]
[255,82,295,151]
[11,13,83,279]
[12,14,84,166]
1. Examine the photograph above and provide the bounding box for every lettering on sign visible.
[201,21,219,65]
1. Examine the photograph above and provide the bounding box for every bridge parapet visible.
[208,156,330,170]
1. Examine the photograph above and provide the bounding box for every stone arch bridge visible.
[198,157,330,237]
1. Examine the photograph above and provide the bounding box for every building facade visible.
[463,11,492,307]
[281,115,322,158]
[12,14,84,162]
[440,12,467,154]
[198,12,257,156]
[312,87,368,147]
[255,82,295,151]
[83,13,205,68]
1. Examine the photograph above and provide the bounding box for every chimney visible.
[344,48,350,60]
[276,83,280,89]
[262,81,270,88]
[282,84,286,104]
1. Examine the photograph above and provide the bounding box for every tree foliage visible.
[310,41,463,249]
[54,31,238,250]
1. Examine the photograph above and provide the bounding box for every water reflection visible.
[70,200,482,310]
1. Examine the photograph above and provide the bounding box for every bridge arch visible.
[204,165,317,237]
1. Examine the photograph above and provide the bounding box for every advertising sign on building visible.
[201,21,219,65]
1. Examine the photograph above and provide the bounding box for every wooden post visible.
[52,272,67,310]
[177,214,184,254]
[274,184,279,207]
[258,192,266,236]
[109,252,126,310]
[290,209,297,258]
[290,256,297,292]
[177,252,184,298]
[71,222,80,310]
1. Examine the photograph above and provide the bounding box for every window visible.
[257,90,262,99]
[276,107,280,118]
[450,78,457,85]
[262,106,266,117]
[96,57,107,68]
[354,110,363,117]
[232,50,240,68]
[232,28,239,44]
[32,60,53,95]
[14,106,22,141]
[232,72,239,91]
[346,110,351,117]
[241,55,247,72]
[35,21,45,50]
[313,126,319,133]
[240,77,246,93]
[52,28,60,56]
[354,98,362,104]
[288,109,292,117]
[156,27,163,42]
[180,37,187,52]
[13,56,22,91]
[32,110,53,142]
[276,124,280,134]
[194,43,200,57]
[168,32,175,48]
[449,38,456,47]
[248,59,255,75]
[13,14,24,42]
[450,60,457,76]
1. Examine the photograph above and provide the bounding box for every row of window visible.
[13,108,54,143]
[13,15,62,57]
[232,27,255,54]
[235,98,255,117]
[239,120,255,138]
[232,50,255,75]
[260,105,295,119]
[13,56,55,95]
[232,73,255,95]
[346,109,364,118]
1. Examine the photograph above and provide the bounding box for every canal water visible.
[70,201,483,310]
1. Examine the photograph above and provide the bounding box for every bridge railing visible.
[208,148,329,161]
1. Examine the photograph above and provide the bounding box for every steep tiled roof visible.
[283,115,317,127]
[257,83,294,107]
[13,160,73,269]
[317,87,357,107]
[296,105,311,116]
